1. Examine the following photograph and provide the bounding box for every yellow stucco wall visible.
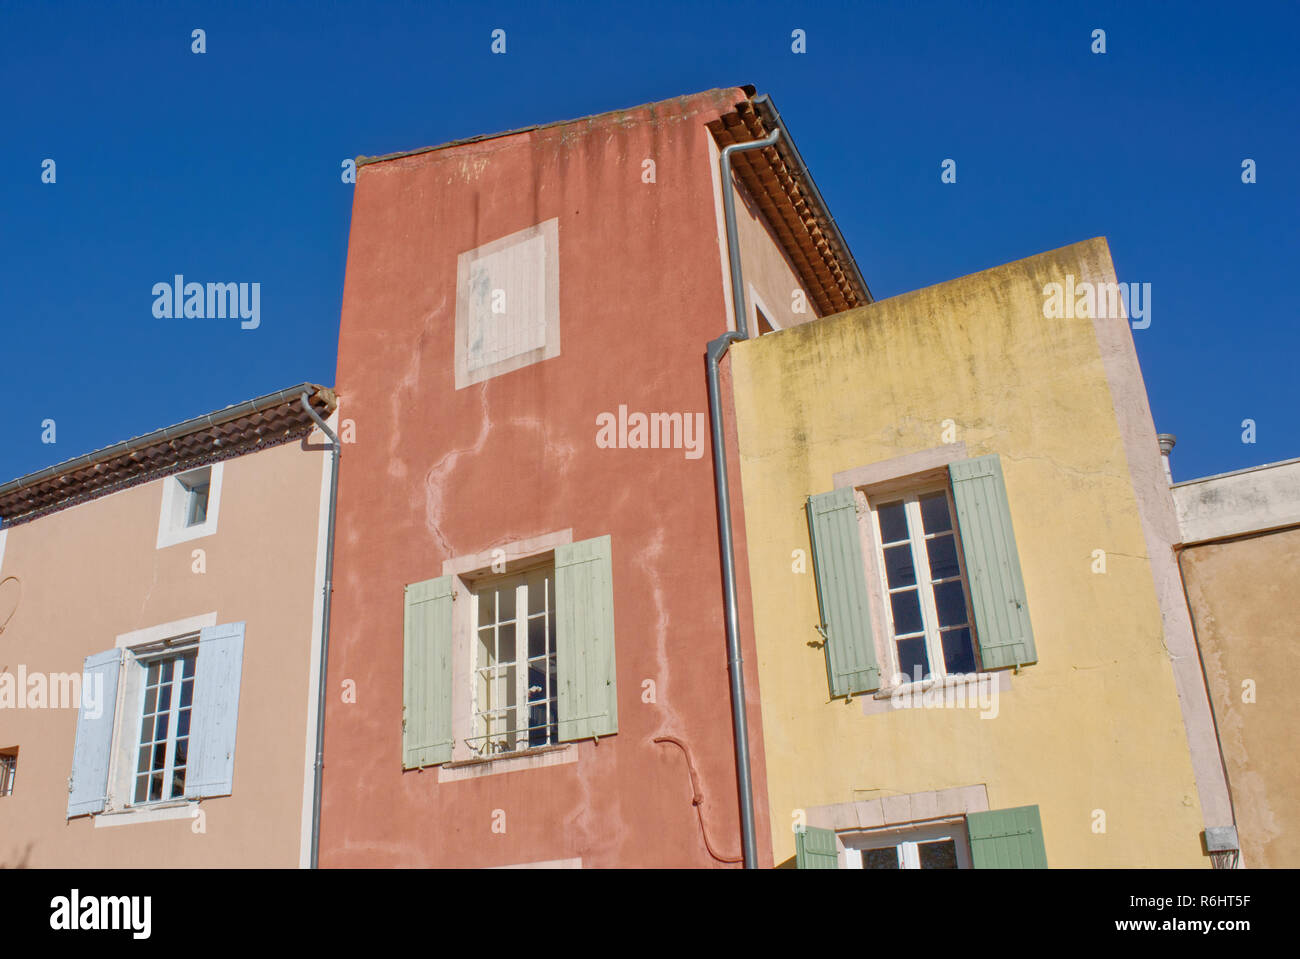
[730,238,1208,867]
[1180,527,1300,868]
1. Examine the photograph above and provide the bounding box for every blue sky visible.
[2,0,1295,485]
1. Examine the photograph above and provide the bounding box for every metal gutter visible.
[750,93,873,305]
[300,393,340,871]
[721,129,783,339]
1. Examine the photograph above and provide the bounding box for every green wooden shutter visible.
[555,535,618,741]
[403,574,455,768]
[948,455,1037,670]
[796,826,840,868]
[968,805,1048,868]
[806,488,881,697]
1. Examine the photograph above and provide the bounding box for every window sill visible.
[861,670,1011,717]
[93,798,199,829]
[439,743,576,783]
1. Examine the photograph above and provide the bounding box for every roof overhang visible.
[708,92,872,315]
[0,384,337,527]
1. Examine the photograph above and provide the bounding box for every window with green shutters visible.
[795,826,840,868]
[797,805,1047,869]
[402,535,618,770]
[805,452,1036,698]
[805,488,882,698]
[947,455,1037,670]
[967,805,1048,868]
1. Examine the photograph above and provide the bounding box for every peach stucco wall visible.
[0,436,327,867]
[1180,527,1300,867]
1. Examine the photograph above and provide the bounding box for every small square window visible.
[179,473,210,527]
[0,748,17,797]
[156,463,222,549]
[869,485,980,685]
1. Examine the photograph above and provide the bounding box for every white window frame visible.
[156,462,224,549]
[127,641,199,806]
[102,615,216,819]
[468,562,558,758]
[866,482,980,687]
[0,749,16,797]
[843,821,972,869]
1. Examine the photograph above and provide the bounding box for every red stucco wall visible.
[321,88,773,867]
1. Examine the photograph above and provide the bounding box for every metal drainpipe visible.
[705,128,782,870]
[706,331,756,868]
[720,129,781,340]
[301,392,340,870]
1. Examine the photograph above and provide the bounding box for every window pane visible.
[478,589,494,625]
[178,709,191,739]
[136,747,151,775]
[142,686,157,717]
[180,679,194,709]
[862,847,900,869]
[933,580,968,628]
[528,573,549,616]
[135,776,149,804]
[498,623,516,664]
[157,684,172,714]
[153,712,170,743]
[528,616,547,659]
[883,545,916,589]
[896,637,929,683]
[918,839,959,869]
[160,660,173,684]
[919,492,952,534]
[528,703,550,747]
[889,589,923,636]
[497,585,515,622]
[477,627,495,668]
[941,628,978,675]
[527,665,547,703]
[146,661,159,686]
[877,502,908,544]
[926,534,961,581]
[182,654,196,679]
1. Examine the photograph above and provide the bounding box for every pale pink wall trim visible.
[833,442,969,491]
[441,528,573,578]
[490,857,583,869]
[1086,241,1234,830]
[806,783,989,832]
[438,743,576,783]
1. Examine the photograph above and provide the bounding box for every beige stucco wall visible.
[1179,527,1300,867]
[0,433,328,867]
[729,237,1214,867]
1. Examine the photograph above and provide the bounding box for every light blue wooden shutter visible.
[185,622,246,798]
[949,455,1037,669]
[555,535,617,741]
[67,648,122,818]
[968,805,1048,868]
[403,575,454,768]
[796,826,839,868]
[806,488,881,696]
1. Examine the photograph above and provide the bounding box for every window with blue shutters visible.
[66,621,247,819]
